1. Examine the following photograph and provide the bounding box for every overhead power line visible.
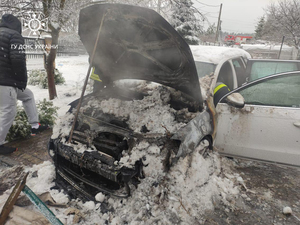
[194,0,220,7]
[200,9,219,14]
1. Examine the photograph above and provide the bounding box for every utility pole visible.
[278,36,285,59]
[158,0,161,14]
[215,3,222,44]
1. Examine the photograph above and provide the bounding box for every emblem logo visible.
[22,11,48,37]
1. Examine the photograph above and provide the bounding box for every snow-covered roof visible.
[190,45,251,64]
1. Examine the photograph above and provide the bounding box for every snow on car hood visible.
[79,3,203,104]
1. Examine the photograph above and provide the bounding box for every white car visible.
[214,71,300,166]
[190,45,251,98]
[188,46,300,166]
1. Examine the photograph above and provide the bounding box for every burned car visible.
[48,4,215,200]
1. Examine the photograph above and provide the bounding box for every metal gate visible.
[24,37,46,59]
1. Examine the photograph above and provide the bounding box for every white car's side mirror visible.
[226,93,245,108]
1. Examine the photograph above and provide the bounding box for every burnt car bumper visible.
[49,137,144,198]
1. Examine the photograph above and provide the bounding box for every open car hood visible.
[79,3,203,103]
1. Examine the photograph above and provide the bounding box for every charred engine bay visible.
[49,83,202,200]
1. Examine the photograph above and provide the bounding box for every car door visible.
[214,71,300,166]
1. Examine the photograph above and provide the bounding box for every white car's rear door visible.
[214,71,300,166]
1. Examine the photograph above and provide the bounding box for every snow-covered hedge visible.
[28,69,65,89]
[6,99,58,141]
[6,105,31,142]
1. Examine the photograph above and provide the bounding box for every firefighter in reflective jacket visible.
[90,67,102,82]
[90,66,104,91]
[213,82,230,107]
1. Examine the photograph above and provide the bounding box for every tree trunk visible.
[46,28,59,100]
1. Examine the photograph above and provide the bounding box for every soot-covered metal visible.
[78,3,203,105]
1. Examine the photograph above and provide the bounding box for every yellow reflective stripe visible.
[90,67,102,82]
[214,83,229,94]
[90,73,102,82]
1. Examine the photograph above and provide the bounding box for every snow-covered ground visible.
[0,55,245,224]
[241,43,298,60]
[26,55,91,116]
[241,43,295,52]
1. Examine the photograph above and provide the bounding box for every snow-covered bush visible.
[53,69,66,86]
[28,69,65,88]
[37,99,59,127]
[28,69,47,88]
[6,105,31,142]
[6,99,58,141]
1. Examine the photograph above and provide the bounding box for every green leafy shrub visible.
[6,99,58,142]
[37,99,59,126]
[28,69,65,88]
[28,69,47,88]
[53,69,66,86]
[6,105,31,142]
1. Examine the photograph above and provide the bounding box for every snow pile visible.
[82,86,188,134]
[0,161,69,211]
[51,112,74,139]
[0,150,241,224]
[103,151,233,224]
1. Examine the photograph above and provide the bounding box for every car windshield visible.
[249,61,300,81]
[194,61,216,78]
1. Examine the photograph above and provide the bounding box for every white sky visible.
[193,0,277,34]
